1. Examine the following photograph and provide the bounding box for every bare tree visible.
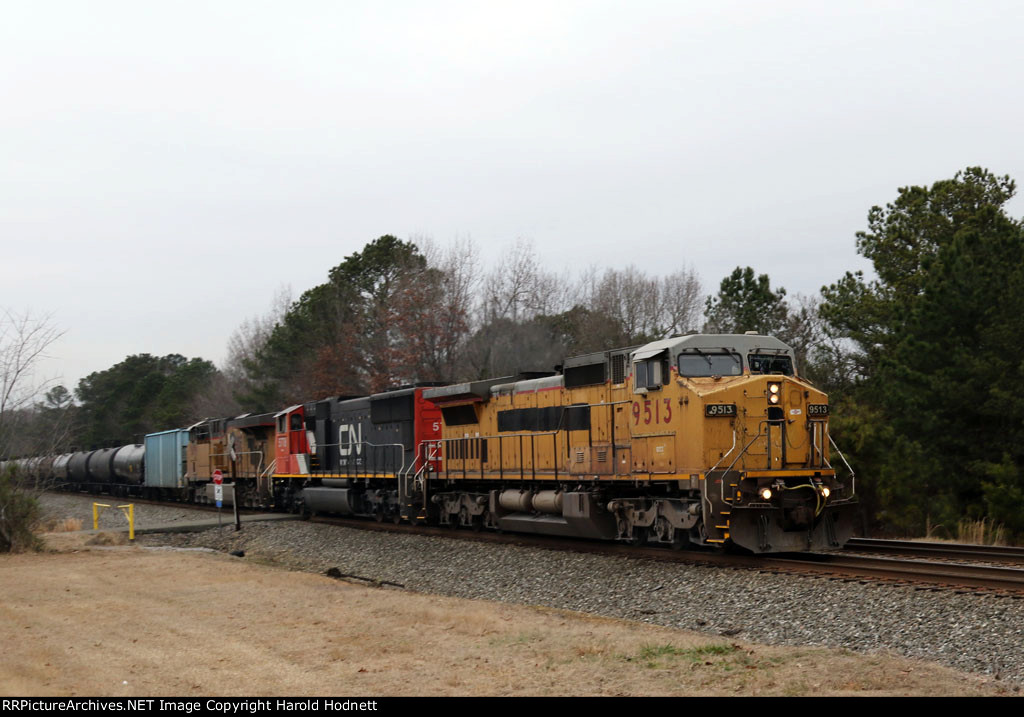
[223,284,293,384]
[658,266,704,337]
[188,370,243,421]
[781,293,860,387]
[481,239,570,323]
[410,235,480,381]
[0,308,64,552]
[582,266,662,343]
[0,309,65,459]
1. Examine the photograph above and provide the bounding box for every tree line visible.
[4,167,1023,540]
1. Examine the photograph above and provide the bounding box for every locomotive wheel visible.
[671,530,690,551]
[627,526,649,546]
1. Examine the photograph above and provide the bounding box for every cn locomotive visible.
[6,333,856,553]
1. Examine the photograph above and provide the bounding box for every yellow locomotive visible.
[422,333,856,552]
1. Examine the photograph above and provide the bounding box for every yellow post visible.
[118,504,135,541]
[92,502,133,539]
[92,503,110,530]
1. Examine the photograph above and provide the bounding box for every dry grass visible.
[920,517,1011,546]
[37,517,84,533]
[0,542,1014,697]
[84,531,130,546]
[957,518,1007,546]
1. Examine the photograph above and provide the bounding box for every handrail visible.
[703,428,737,519]
[400,440,442,518]
[259,458,276,480]
[339,440,409,477]
[827,435,856,497]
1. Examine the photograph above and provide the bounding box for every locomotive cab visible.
[661,334,855,552]
[274,405,312,476]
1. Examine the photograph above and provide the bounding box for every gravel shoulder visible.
[14,492,1022,696]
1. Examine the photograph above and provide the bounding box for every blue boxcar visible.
[144,429,190,489]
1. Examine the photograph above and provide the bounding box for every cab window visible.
[634,358,666,391]
[677,352,741,377]
[748,354,794,375]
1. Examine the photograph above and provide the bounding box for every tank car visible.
[86,447,120,484]
[112,444,145,485]
[52,453,74,483]
[67,451,92,484]
[419,333,856,553]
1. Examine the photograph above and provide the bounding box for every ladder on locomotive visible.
[703,473,735,545]
[398,441,441,523]
[257,459,277,506]
[702,428,765,545]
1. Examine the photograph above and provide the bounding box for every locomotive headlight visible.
[769,394,780,404]
[769,384,780,394]
[821,486,831,498]
[760,488,772,501]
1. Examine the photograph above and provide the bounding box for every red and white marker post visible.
[213,469,224,527]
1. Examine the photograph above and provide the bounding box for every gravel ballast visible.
[41,492,1024,686]
[40,492,222,530]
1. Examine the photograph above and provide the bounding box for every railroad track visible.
[845,537,1024,564]
[59,491,1024,595]
[763,553,1024,594]
[307,515,1024,597]
[57,489,263,515]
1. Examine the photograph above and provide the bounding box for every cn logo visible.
[339,424,363,457]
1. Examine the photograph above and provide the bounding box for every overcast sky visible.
[3,1,1023,394]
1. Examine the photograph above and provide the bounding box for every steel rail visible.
[845,537,1024,564]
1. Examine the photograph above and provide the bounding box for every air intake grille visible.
[612,355,626,384]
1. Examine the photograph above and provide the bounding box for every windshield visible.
[678,352,742,377]
[748,353,794,375]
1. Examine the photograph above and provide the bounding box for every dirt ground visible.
[0,532,1015,697]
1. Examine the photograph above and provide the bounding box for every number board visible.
[705,403,737,417]
[807,404,830,417]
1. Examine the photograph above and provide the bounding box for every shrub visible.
[0,466,42,552]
